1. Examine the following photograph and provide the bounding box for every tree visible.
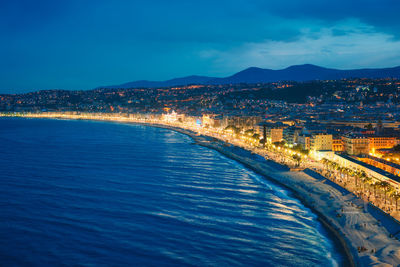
[244,129,254,136]
[387,186,396,206]
[273,140,286,147]
[392,192,400,211]
[300,149,310,156]
[292,154,301,167]
[364,123,373,130]
[354,170,362,192]
[373,182,378,199]
[293,144,303,151]
[363,176,373,200]
[358,170,366,188]
[378,181,391,205]
[259,138,266,146]
[224,125,240,135]
[292,144,309,155]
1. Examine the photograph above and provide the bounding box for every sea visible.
[0,118,345,266]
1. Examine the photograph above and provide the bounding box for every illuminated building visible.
[357,155,400,177]
[368,136,399,151]
[332,136,344,152]
[202,114,222,128]
[161,111,185,122]
[257,122,286,144]
[310,133,333,152]
[297,134,311,150]
[342,133,369,155]
[283,126,302,146]
[223,116,262,130]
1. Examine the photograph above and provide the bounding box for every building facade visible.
[368,136,398,152]
[332,137,344,152]
[342,134,369,155]
[297,134,311,150]
[257,122,286,144]
[223,116,262,130]
[310,133,332,151]
[283,126,302,146]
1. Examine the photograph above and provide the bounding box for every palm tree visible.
[326,160,333,172]
[342,167,350,185]
[292,154,301,167]
[378,181,391,205]
[348,169,355,188]
[363,176,373,200]
[321,158,327,168]
[356,170,366,194]
[354,170,360,188]
[244,129,254,136]
[387,186,395,207]
[391,191,400,211]
[372,181,378,200]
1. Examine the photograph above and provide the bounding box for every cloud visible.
[251,0,400,38]
[201,20,400,73]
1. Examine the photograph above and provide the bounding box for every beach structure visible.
[328,153,400,191]
[358,154,400,177]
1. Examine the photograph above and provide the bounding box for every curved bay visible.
[0,118,344,266]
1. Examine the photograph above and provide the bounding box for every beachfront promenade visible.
[3,112,400,266]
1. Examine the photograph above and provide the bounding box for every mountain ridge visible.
[99,64,400,89]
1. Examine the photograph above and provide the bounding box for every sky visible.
[1,0,400,93]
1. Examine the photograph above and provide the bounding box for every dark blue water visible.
[0,118,344,266]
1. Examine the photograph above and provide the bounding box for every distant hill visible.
[211,64,400,84]
[101,75,216,89]
[100,64,400,89]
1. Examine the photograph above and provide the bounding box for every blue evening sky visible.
[1,0,400,93]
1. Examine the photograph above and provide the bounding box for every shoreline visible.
[151,123,356,266]
[143,123,400,267]
[4,116,400,266]
[75,119,355,265]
